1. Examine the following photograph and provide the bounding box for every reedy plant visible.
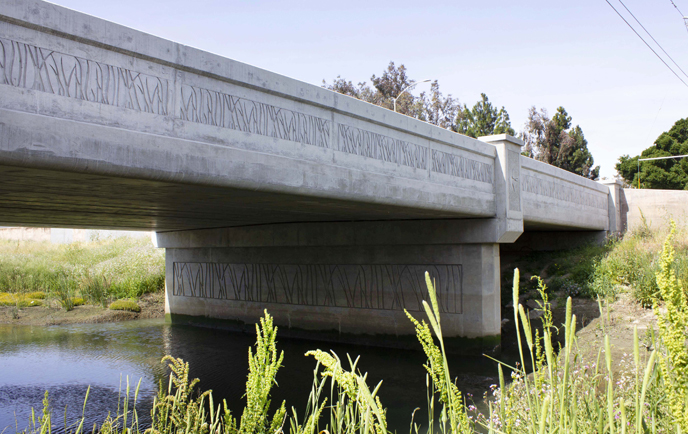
[405,272,471,434]
[148,356,215,434]
[652,221,688,432]
[304,350,387,434]
[480,268,665,434]
[20,380,143,434]
[287,362,327,434]
[228,310,286,434]
[51,273,76,311]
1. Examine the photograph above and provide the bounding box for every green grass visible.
[0,237,164,308]
[590,224,688,305]
[505,224,688,307]
[108,299,141,312]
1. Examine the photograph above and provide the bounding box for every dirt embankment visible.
[0,292,165,326]
[500,290,658,376]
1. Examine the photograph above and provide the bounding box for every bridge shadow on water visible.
[0,318,504,433]
[165,323,501,432]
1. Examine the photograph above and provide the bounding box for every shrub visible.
[108,299,141,312]
[559,277,583,298]
[0,292,44,307]
[109,274,164,299]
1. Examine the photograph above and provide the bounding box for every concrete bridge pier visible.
[156,224,502,353]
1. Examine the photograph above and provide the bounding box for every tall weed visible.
[52,273,77,311]
[652,221,688,431]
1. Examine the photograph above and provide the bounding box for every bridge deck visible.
[0,0,609,233]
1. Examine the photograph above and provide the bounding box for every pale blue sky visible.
[51,0,687,179]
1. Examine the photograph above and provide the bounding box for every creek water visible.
[0,319,499,433]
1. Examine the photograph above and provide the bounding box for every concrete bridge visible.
[0,1,619,351]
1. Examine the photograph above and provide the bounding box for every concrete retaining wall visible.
[620,189,688,232]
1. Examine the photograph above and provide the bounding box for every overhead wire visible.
[603,0,688,88]
[618,0,688,80]
[670,0,688,35]
[669,0,688,35]
[670,0,685,16]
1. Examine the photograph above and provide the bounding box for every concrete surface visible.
[162,231,501,352]
[620,188,688,232]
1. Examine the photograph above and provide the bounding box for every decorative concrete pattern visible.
[180,84,330,147]
[172,262,462,313]
[0,37,169,115]
[522,174,607,210]
[508,150,521,211]
[431,149,493,184]
[336,124,427,169]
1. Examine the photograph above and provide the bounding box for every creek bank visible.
[0,292,164,326]
[498,288,659,387]
[1,287,656,370]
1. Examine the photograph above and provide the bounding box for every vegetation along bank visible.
[0,236,164,325]
[3,220,688,432]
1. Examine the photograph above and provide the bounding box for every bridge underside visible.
[0,164,476,231]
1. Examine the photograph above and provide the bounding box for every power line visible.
[618,0,688,80]
[668,1,688,35]
[604,0,688,88]
[670,0,685,15]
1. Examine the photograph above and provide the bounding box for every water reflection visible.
[0,320,497,432]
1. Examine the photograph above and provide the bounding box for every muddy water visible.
[0,319,498,432]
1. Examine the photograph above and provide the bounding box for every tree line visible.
[323,61,600,180]
[616,118,688,190]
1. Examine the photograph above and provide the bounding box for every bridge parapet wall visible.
[520,157,610,230]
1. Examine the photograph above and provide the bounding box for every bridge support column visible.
[156,221,504,354]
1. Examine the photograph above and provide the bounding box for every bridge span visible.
[0,0,619,351]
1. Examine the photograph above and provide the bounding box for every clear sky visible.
[49,0,686,179]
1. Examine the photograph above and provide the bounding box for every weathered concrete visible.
[0,0,620,350]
